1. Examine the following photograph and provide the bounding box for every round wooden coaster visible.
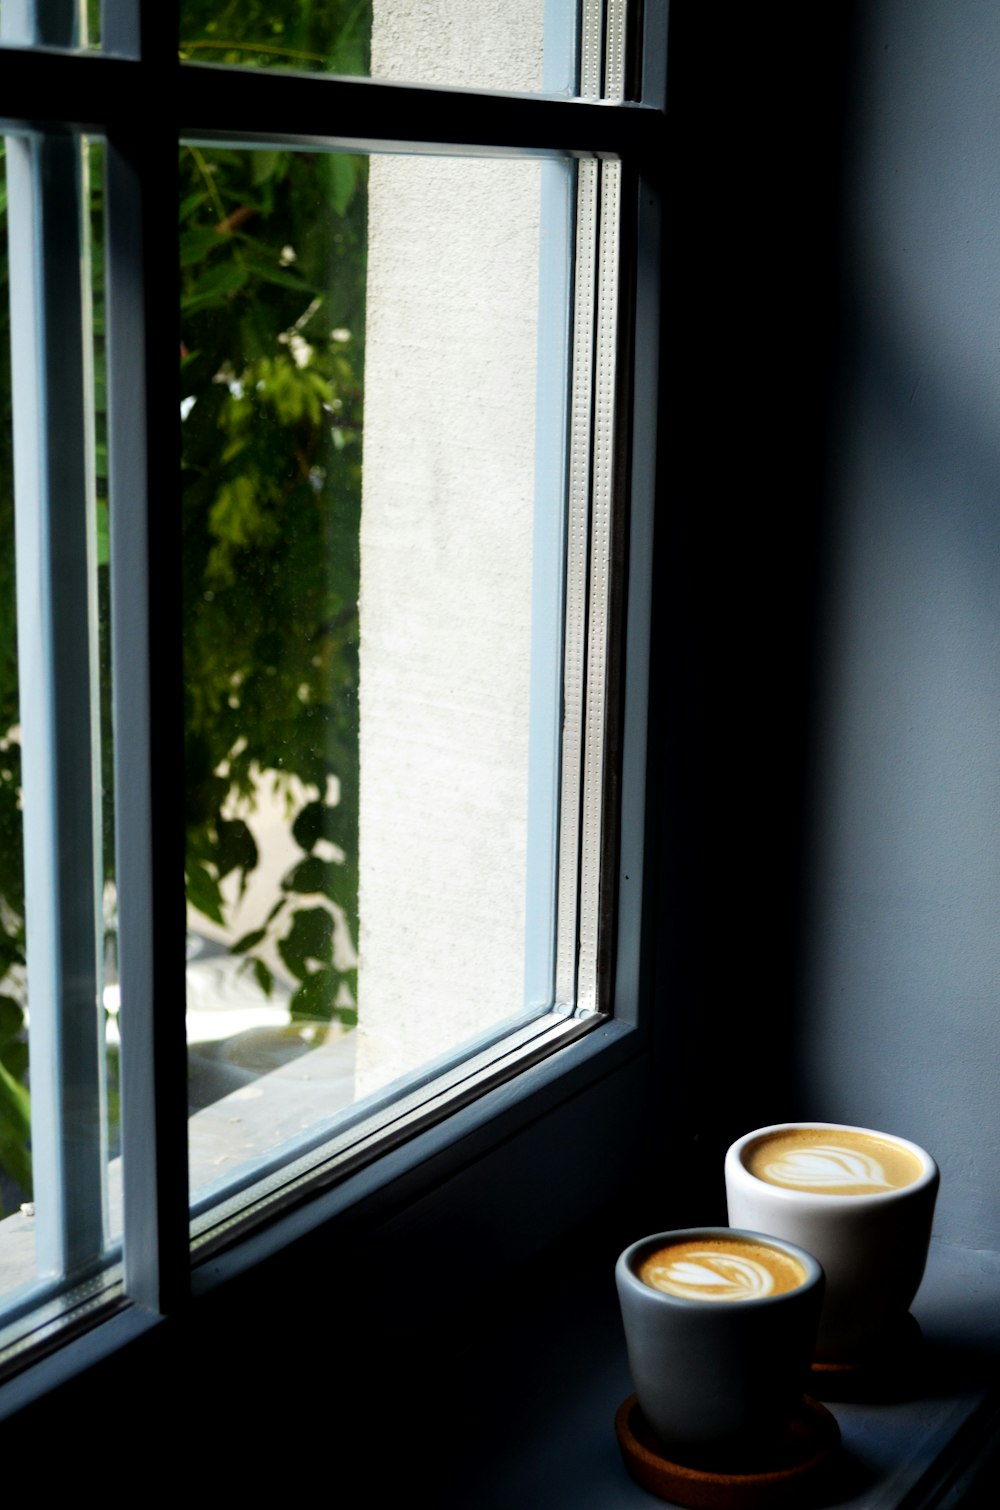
[809,1311,923,1400]
[614,1395,840,1509]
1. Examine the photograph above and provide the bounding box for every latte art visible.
[744,1127,923,1196]
[646,1252,775,1300]
[763,1145,893,1191]
[638,1237,805,1302]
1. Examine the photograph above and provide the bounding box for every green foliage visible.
[0,998,30,1195]
[179,1,371,1037]
[179,128,367,1024]
[179,0,371,74]
[0,2,373,1206]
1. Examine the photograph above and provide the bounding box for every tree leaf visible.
[179,188,210,222]
[96,497,109,567]
[180,226,229,267]
[326,152,358,217]
[281,855,340,895]
[0,1057,32,1196]
[238,253,313,292]
[289,966,338,1022]
[185,860,225,925]
[277,905,334,980]
[251,149,282,186]
[215,818,258,879]
[231,926,266,955]
[291,798,353,852]
[181,260,249,313]
[0,996,24,1044]
[252,957,273,997]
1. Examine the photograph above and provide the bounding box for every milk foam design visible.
[763,1143,891,1191]
[650,1252,775,1300]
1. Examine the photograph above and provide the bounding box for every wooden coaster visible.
[809,1311,923,1400]
[614,1395,840,1509]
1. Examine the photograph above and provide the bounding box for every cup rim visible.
[615,1225,824,1307]
[725,1120,940,1202]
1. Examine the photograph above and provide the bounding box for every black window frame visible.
[0,0,669,1411]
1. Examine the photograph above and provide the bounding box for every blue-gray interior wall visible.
[794,0,1000,1251]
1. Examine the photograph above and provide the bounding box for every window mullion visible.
[577,157,622,1016]
[580,0,604,99]
[604,0,629,101]
[554,156,600,1010]
[104,19,189,1312]
[554,1,632,1017]
[6,130,107,1277]
[524,157,576,1011]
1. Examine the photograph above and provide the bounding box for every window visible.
[0,0,665,1390]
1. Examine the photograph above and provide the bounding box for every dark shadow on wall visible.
[647,0,862,1211]
[778,0,1000,1247]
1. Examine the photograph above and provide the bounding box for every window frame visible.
[0,0,668,1410]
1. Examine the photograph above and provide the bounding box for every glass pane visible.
[179,0,580,97]
[0,132,116,1313]
[0,0,101,51]
[0,139,34,1292]
[89,137,120,1233]
[181,143,573,1206]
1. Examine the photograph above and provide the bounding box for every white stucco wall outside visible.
[356,3,548,1093]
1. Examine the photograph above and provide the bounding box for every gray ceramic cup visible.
[615,1227,824,1464]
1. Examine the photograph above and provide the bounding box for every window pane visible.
[178,0,580,97]
[180,142,366,1195]
[0,139,34,1295]
[0,132,115,1311]
[89,137,120,1235]
[181,143,574,1207]
[0,0,102,51]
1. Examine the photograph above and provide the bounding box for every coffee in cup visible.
[725,1122,939,1364]
[743,1126,923,1196]
[637,1234,806,1301]
[616,1227,824,1465]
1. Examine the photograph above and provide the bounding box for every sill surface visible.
[426,1234,1000,1508]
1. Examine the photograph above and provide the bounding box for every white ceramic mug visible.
[725,1122,939,1363]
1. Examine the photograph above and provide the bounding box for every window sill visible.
[0,1013,646,1415]
[423,1232,1000,1508]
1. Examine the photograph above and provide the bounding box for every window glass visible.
[0,1,102,51]
[89,136,120,1232]
[0,132,116,1306]
[181,141,365,1190]
[181,143,574,1205]
[179,0,580,98]
[0,140,34,1291]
